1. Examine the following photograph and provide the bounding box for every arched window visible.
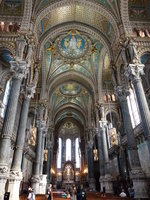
[127,87,141,128]
[66,138,71,161]
[1,79,11,118]
[57,138,62,168]
[75,138,81,168]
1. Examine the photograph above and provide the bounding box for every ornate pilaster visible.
[0,61,26,200]
[7,85,35,200]
[125,64,150,154]
[99,121,113,194]
[115,85,148,198]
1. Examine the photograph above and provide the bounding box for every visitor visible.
[47,183,52,200]
[119,189,127,197]
[76,186,82,200]
[66,190,71,198]
[129,187,135,198]
[81,188,86,200]
[27,187,35,200]
[72,186,77,200]
[101,186,106,197]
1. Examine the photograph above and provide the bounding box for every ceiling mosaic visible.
[129,0,150,21]
[57,30,89,60]
[51,83,89,116]
[35,0,120,20]
[44,33,103,82]
[0,0,24,16]
[60,82,81,96]
[56,111,84,126]
[37,4,115,42]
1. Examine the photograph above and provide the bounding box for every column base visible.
[31,175,40,194]
[39,175,47,194]
[103,174,113,194]
[89,178,96,191]
[99,175,105,192]
[7,171,22,200]
[0,165,9,200]
[131,168,148,198]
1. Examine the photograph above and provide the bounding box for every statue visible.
[120,38,139,64]
[26,44,33,67]
[16,34,27,61]
[127,38,139,64]
[111,65,117,86]
[99,104,105,120]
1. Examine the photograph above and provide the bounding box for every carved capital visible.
[25,84,36,99]
[0,166,8,174]
[99,120,107,128]
[87,140,94,149]
[125,64,145,83]
[114,86,129,102]
[10,61,27,80]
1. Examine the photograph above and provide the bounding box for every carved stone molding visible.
[20,0,33,31]
[120,0,133,37]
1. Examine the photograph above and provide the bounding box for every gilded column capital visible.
[125,63,145,83]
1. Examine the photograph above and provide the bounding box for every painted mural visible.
[60,83,81,96]
[129,0,150,21]
[0,0,24,16]
[58,30,88,59]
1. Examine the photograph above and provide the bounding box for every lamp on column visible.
[29,90,38,146]
[106,81,118,147]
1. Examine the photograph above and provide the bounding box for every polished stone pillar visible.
[99,121,113,194]
[115,86,148,198]
[46,141,53,187]
[96,128,105,192]
[125,64,150,154]
[8,85,35,200]
[32,113,46,194]
[0,61,26,200]
[87,138,95,191]
[40,129,47,175]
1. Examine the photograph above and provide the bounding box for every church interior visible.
[0,0,150,199]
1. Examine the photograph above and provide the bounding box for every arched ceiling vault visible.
[38,22,112,59]
[54,106,86,125]
[55,117,84,137]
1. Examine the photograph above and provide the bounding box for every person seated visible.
[119,189,127,197]
[66,190,71,198]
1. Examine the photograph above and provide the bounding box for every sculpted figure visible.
[26,44,33,66]
[16,35,27,61]
[127,38,139,64]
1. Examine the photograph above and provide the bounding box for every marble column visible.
[46,141,53,187]
[40,129,47,175]
[8,85,35,200]
[125,64,150,154]
[96,128,105,192]
[99,121,113,194]
[87,139,95,191]
[32,109,46,194]
[0,61,26,199]
[115,86,148,198]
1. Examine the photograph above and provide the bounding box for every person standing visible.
[27,187,35,200]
